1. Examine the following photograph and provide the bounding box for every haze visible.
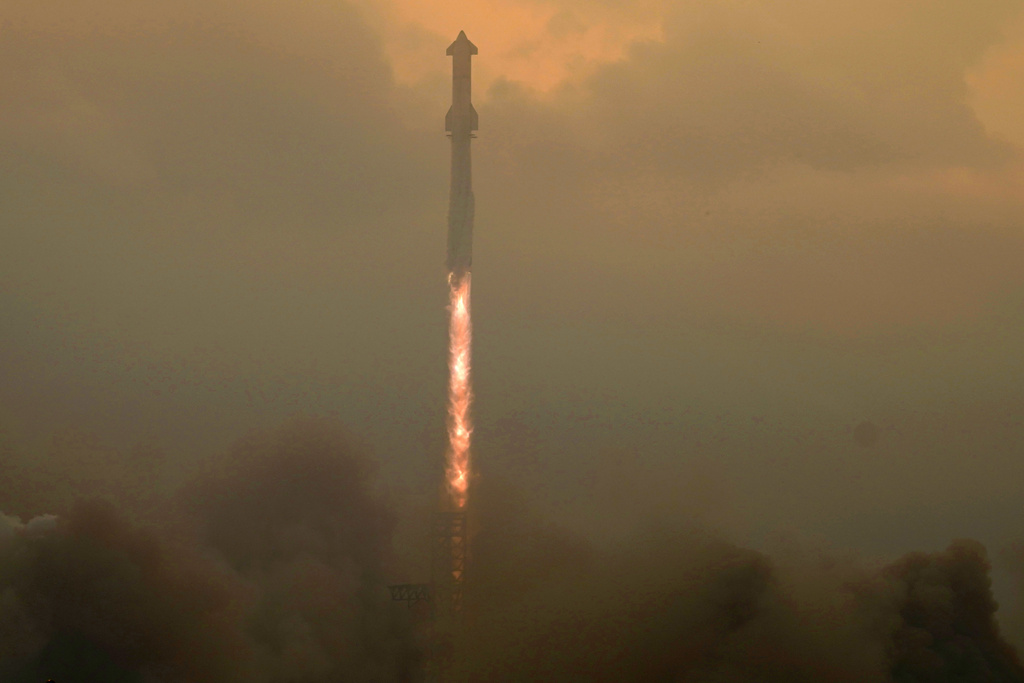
[2,0,1024,679]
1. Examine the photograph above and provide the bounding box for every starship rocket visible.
[446,31,478,284]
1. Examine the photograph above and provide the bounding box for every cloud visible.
[482,0,1022,181]
[456,479,1024,681]
[183,418,418,681]
[3,423,1021,681]
[0,418,419,682]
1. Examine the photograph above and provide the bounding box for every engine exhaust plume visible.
[446,272,472,508]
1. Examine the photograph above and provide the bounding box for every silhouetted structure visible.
[389,583,431,606]
[445,30,477,285]
[432,510,467,617]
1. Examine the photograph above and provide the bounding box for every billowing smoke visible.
[0,420,1022,681]
[0,418,419,683]
[456,479,1024,682]
[0,501,250,682]
[183,419,418,681]
[887,541,1024,682]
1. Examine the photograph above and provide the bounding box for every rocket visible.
[446,31,477,283]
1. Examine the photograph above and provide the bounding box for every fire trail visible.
[445,273,471,508]
[444,31,478,510]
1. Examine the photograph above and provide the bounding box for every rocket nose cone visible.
[447,31,478,56]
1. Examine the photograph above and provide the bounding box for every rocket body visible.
[446,31,477,283]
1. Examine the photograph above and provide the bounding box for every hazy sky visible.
[2,0,1024,625]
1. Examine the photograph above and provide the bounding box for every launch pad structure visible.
[387,511,467,619]
[432,510,468,616]
[388,510,467,677]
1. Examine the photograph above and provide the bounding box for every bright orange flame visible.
[446,272,472,508]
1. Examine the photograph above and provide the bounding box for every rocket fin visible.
[446,106,453,132]
[470,105,478,132]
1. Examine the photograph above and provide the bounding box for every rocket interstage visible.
[445,31,477,510]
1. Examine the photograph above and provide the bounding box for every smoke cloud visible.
[0,420,1022,681]
[184,419,419,681]
[0,502,247,682]
[455,478,1024,682]
[0,418,419,683]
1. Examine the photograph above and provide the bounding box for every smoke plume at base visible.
[0,420,1021,681]
[0,418,420,683]
[454,478,1024,682]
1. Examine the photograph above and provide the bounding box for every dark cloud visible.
[998,545,1024,656]
[887,540,1024,682]
[457,480,1024,682]
[184,418,418,681]
[3,432,1021,681]
[0,502,246,683]
[0,419,419,682]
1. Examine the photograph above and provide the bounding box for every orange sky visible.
[361,0,1024,152]
[969,10,1024,147]
[360,0,665,91]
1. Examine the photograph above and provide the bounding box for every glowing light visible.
[446,272,472,508]
[362,0,665,93]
